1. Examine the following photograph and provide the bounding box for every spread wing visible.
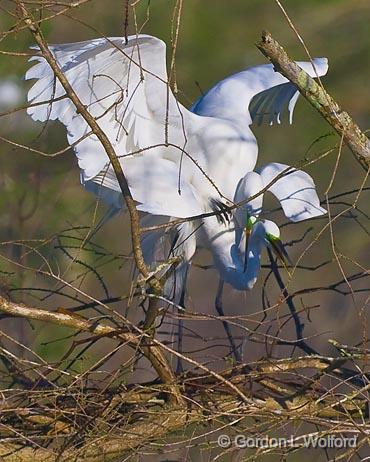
[89,160,203,218]
[249,59,328,125]
[191,58,328,126]
[26,34,207,217]
[257,162,327,222]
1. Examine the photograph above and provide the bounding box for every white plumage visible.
[25,34,328,293]
[257,162,327,221]
[203,163,327,290]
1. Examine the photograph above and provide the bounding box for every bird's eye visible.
[245,214,257,230]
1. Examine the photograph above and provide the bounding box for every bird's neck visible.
[201,216,263,291]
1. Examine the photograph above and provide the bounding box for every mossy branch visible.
[257,31,370,170]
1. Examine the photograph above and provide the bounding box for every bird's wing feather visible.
[191,58,328,126]
[88,158,203,218]
[140,215,196,303]
[140,214,169,267]
[26,34,210,217]
[257,162,327,222]
[249,58,328,125]
[164,221,196,303]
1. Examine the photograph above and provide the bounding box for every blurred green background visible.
[0,0,369,403]
[0,1,369,460]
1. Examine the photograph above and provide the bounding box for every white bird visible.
[200,162,327,362]
[197,162,326,291]
[25,34,328,298]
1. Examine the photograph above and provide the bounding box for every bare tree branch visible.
[15,1,159,289]
[0,293,184,403]
[257,31,370,170]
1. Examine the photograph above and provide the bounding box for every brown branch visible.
[0,295,183,405]
[257,31,370,171]
[15,2,177,398]
[0,293,367,460]
[0,357,367,461]
[16,1,160,289]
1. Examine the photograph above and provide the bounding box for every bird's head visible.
[243,217,292,271]
[244,213,257,238]
[262,219,292,268]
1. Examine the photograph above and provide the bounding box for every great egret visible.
[137,160,326,365]
[204,161,327,290]
[26,34,327,217]
[25,34,328,367]
[25,34,328,296]
[198,162,326,361]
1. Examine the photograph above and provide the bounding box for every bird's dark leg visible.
[267,248,316,355]
[175,276,187,374]
[176,316,184,374]
[215,279,241,363]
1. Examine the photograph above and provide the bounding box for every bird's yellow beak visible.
[266,233,292,272]
[243,215,256,272]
